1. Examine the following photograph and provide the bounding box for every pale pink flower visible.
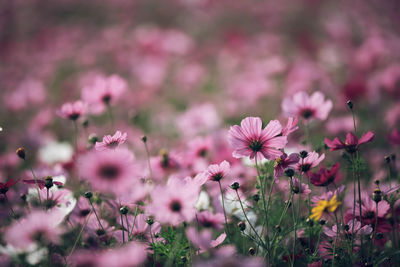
[57,100,87,121]
[296,151,325,173]
[147,178,199,226]
[186,227,226,252]
[95,131,127,151]
[79,149,138,195]
[204,160,230,182]
[5,210,65,250]
[282,91,333,121]
[197,210,225,230]
[281,117,299,136]
[82,74,127,114]
[228,117,287,161]
[97,242,147,267]
[129,214,161,242]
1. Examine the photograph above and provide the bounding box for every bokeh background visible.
[0,0,399,175]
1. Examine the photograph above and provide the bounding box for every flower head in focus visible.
[95,131,127,151]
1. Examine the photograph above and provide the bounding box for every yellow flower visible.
[309,195,341,221]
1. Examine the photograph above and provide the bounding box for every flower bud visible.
[300,150,308,159]
[385,156,391,164]
[88,134,99,145]
[306,218,314,227]
[373,188,382,203]
[238,221,246,231]
[248,247,255,255]
[376,232,383,239]
[275,224,281,232]
[285,168,295,177]
[344,224,350,232]
[346,100,353,109]
[119,206,129,215]
[16,147,26,160]
[319,220,326,225]
[146,217,154,225]
[141,136,147,143]
[44,176,53,189]
[252,194,260,202]
[231,182,240,190]
[82,119,89,128]
[84,191,93,199]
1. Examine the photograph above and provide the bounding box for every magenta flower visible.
[274,153,300,178]
[324,219,372,238]
[95,131,128,151]
[79,149,138,195]
[388,129,400,146]
[228,117,287,161]
[310,162,340,187]
[353,196,390,225]
[204,160,230,182]
[57,100,87,121]
[296,151,325,173]
[325,131,375,153]
[186,227,226,252]
[0,178,18,194]
[282,91,333,121]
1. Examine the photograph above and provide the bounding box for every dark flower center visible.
[0,187,9,194]
[80,209,91,217]
[345,145,357,154]
[211,172,223,181]
[98,164,120,180]
[300,164,311,172]
[169,200,182,212]
[102,94,112,104]
[300,108,315,119]
[365,211,375,220]
[201,220,214,228]
[68,112,80,121]
[198,148,207,157]
[249,139,263,152]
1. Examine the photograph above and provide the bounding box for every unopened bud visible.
[88,134,99,145]
[285,168,295,177]
[141,136,147,143]
[248,247,255,255]
[119,206,129,215]
[146,217,154,225]
[44,176,53,189]
[299,150,308,159]
[346,100,353,110]
[84,191,93,199]
[252,194,260,202]
[231,182,240,190]
[16,147,26,160]
[385,156,391,164]
[373,188,382,203]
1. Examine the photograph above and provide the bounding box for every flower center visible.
[365,211,375,219]
[300,108,315,119]
[98,164,120,180]
[102,94,112,104]
[169,200,182,212]
[300,164,311,172]
[211,172,223,181]
[249,139,263,152]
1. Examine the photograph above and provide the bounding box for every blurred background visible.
[0,0,399,167]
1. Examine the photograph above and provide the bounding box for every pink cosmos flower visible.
[5,210,65,250]
[79,149,138,195]
[353,196,390,225]
[282,91,333,121]
[97,242,147,267]
[274,153,300,178]
[95,131,127,151]
[228,117,287,161]
[186,227,226,252]
[204,160,230,182]
[57,100,87,121]
[0,178,18,194]
[197,210,225,230]
[296,151,325,173]
[147,178,199,226]
[129,214,161,242]
[82,74,127,114]
[281,117,299,136]
[290,178,311,197]
[325,131,375,153]
[310,163,340,187]
[324,219,372,238]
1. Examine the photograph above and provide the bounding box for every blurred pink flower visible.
[186,227,226,252]
[129,214,161,242]
[325,131,374,153]
[97,242,147,267]
[290,178,311,197]
[82,74,127,114]
[5,210,65,250]
[324,219,372,238]
[79,149,138,195]
[57,100,87,121]
[197,210,225,230]
[282,91,333,121]
[228,117,287,161]
[95,131,127,151]
[310,162,340,187]
[388,129,400,146]
[147,177,199,225]
[0,178,18,194]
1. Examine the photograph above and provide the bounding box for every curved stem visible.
[218,181,231,242]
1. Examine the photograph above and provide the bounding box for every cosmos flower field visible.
[1,0,400,266]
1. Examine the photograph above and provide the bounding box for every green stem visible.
[121,213,125,243]
[67,211,92,260]
[235,189,265,248]
[89,199,106,234]
[218,181,231,242]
